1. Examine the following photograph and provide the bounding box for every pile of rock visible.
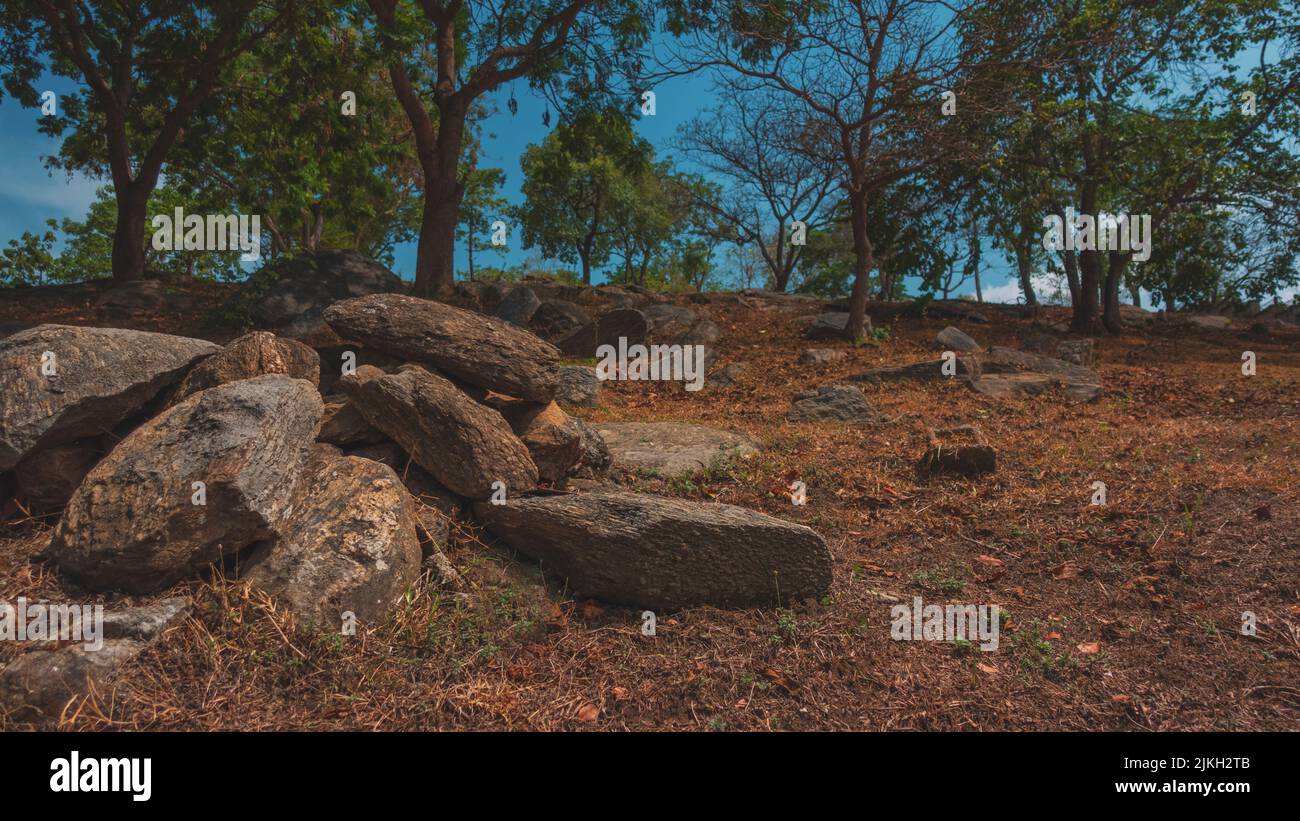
[3,294,831,629]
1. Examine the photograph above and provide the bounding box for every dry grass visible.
[2,293,1298,730]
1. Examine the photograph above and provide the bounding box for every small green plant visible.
[771,608,798,646]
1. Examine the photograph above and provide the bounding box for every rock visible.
[677,319,723,347]
[641,304,697,337]
[934,326,982,353]
[596,308,648,349]
[0,597,190,720]
[596,421,759,478]
[530,299,591,340]
[569,418,612,478]
[324,293,560,402]
[787,384,886,424]
[556,365,600,407]
[242,449,421,626]
[848,356,978,384]
[807,312,872,340]
[917,425,996,478]
[1023,334,1093,366]
[798,349,848,366]
[473,490,832,610]
[242,249,404,338]
[976,346,1100,403]
[500,401,583,483]
[1055,338,1094,365]
[1186,314,1232,330]
[313,344,401,394]
[0,325,219,472]
[928,300,991,324]
[706,362,743,388]
[402,468,462,554]
[44,375,322,594]
[494,285,541,326]
[318,397,386,446]
[13,442,100,511]
[102,596,193,642]
[553,321,599,359]
[171,331,319,400]
[343,366,537,499]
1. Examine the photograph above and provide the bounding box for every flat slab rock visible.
[0,597,190,720]
[473,490,832,610]
[0,324,218,471]
[972,346,1101,403]
[44,375,322,594]
[324,293,561,402]
[595,422,759,478]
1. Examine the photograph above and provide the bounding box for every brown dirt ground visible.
[2,285,1297,731]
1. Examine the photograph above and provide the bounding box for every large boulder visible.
[596,308,648,349]
[556,365,600,407]
[171,331,319,401]
[241,449,422,626]
[529,299,591,340]
[934,326,982,353]
[0,325,218,472]
[341,365,537,499]
[596,421,759,478]
[494,285,541,326]
[241,250,404,338]
[474,490,833,609]
[807,312,871,341]
[324,294,560,402]
[974,346,1101,403]
[44,375,322,593]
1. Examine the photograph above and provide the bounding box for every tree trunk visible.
[843,194,874,341]
[111,184,150,283]
[1016,225,1037,305]
[1101,252,1127,334]
[1063,248,1081,307]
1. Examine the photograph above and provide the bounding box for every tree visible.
[663,0,1018,339]
[365,0,652,296]
[458,166,508,280]
[0,1,297,282]
[167,9,423,265]
[516,109,650,284]
[676,87,837,292]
